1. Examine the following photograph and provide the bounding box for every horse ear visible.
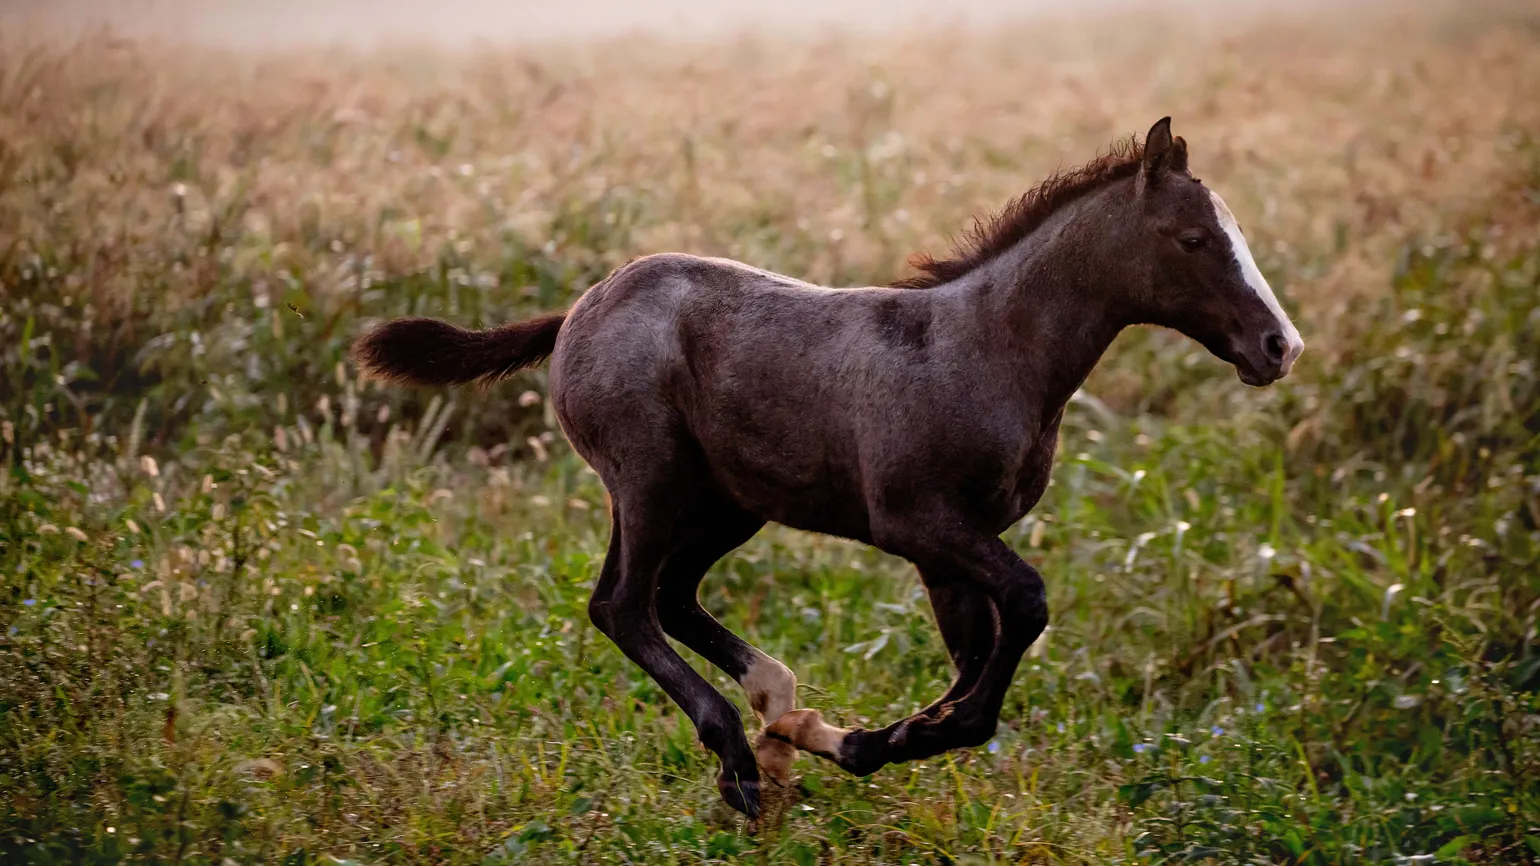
[1169,135,1189,174]
[1140,116,1174,188]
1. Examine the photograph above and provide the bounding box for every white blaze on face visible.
[1206,189,1304,373]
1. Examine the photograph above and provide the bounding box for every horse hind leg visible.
[588,489,764,817]
[653,496,801,786]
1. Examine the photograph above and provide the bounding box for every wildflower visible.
[1255,702,1265,713]
[1056,722,1065,734]
[988,741,1001,754]
[1383,583,1405,619]
[1210,726,1223,736]
[1133,743,1149,754]
[131,559,144,569]
[22,599,37,607]
[1199,755,1211,764]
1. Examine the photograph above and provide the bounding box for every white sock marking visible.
[741,653,796,723]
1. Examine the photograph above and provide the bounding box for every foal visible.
[354,118,1303,817]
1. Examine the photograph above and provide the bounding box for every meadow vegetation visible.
[3,1,1540,862]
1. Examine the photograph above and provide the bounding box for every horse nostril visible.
[1263,332,1287,365]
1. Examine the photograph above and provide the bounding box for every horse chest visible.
[996,415,1063,525]
[1014,430,1060,512]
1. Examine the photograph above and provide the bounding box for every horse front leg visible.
[766,532,1045,776]
[912,571,999,714]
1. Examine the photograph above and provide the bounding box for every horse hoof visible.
[835,727,891,778]
[718,776,761,818]
[755,731,798,786]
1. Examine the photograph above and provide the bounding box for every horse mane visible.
[891,136,1145,289]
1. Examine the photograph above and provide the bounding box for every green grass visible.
[3,80,1540,866]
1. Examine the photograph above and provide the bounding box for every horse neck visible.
[949,184,1136,417]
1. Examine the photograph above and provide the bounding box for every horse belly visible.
[693,412,873,542]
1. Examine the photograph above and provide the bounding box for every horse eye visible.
[1179,234,1207,252]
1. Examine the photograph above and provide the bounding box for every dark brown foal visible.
[353,117,1304,817]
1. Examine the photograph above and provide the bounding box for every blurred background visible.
[2,0,1537,863]
[10,0,1310,45]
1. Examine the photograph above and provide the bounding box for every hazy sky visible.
[6,0,1224,47]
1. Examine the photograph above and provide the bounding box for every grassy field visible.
[3,1,1540,862]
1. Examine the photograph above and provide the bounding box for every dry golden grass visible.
[5,1,1537,313]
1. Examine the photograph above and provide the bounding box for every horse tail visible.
[351,312,567,387]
